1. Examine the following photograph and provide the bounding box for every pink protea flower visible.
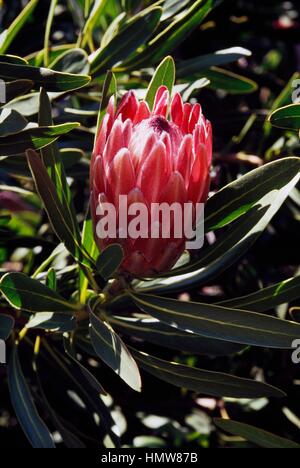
[90,86,212,277]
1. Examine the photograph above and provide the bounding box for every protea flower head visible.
[90,86,212,277]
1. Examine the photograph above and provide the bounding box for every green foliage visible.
[0,0,299,450]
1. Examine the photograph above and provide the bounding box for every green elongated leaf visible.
[5,79,34,102]
[79,215,99,303]
[131,292,300,348]
[161,0,192,21]
[177,47,252,77]
[0,0,39,54]
[0,55,28,65]
[81,0,107,47]
[214,419,300,449]
[132,349,284,398]
[89,310,141,392]
[3,91,63,117]
[0,272,80,313]
[0,109,28,137]
[32,356,86,448]
[8,345,55,448]
[43,0,58,67]
[0,314,14,340]
[264,72,300,138]
[94,70,117,147]
[96,244,124,280]
[109,315,245,356]
[268,104,300,131]
[0,122,79,156]
[219,276,300,312]
[201,66,258,94]
[46,268,57,290]
[63,334,106,396]
[26,312,76,332]
[0,62,91,92]
[205,157,300,231]
[90,7,162,76]
[119,0,213,70]
[50,48,90,75]
[26,149,93,266]
[145,56,175,110]
[38,88,82,257]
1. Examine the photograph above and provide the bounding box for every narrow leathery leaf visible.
[0,109,28,137]
[132,349,284,398]
[90,7,162,76]
[38,88,82,251]
[63,335,107,395]
[4,91,63,117]
[177,47,252,77]
[0,314,15,340]
[96,244,124,280]
[5,80,34,102]
[0,122,79,156]
[94,71,117,147]
[8,345,55,448]
[0,272,80,313]
[119,0,213,70]
[81,0,107,48]
[268,104,300,131]
[145,56,175,109]
[26,149,93,266]
[219,276,300,312]
[50,48,90,75]
[214,419,300,448]
[0,55,28,65]
[46,268,57,290]
[0,62,91,92]
[109,315,246,356]
[26,312,76,332]
[131,292,300,348]
[89,310,142,392]
[44,0,58,67]
[200,67,258,94]
[0,0,39,54]
[79,215,99,303]
[205,158,300,231]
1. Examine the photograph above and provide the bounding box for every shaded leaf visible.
[89,310,141,392]
[8,345,55,448]
[177,47,251,77]
[110,315,245,356]
[0,0,39,54]
[96,244,124,280]
[0,314,15,340]
[0,272,79,313]
[90,7,162,76]
[26,149,93,266]
[214,418,300,448]
[132,349,284,398]
[0,109,28,137]
[131,292,300,348]
[0,62,90,92]
[220,276,300,312]
[0,122,79,156]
